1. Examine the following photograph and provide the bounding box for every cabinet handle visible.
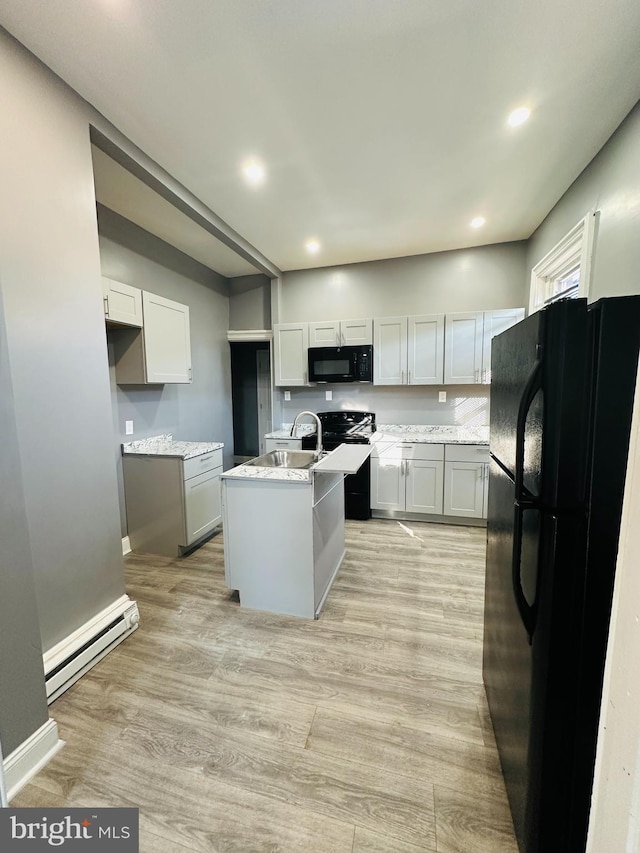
[408,369,411,384]
[188,368,192,381]
[303,371,307,385]
[401,370,405,384]
[103,295,109,317]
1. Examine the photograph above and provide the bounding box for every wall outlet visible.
[325,390,333,401]
[438,391,447,403]
[284,390,291,401]
[125,420,134,435]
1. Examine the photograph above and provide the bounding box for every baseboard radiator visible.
[43,595,139,703]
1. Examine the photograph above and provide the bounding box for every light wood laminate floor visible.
[13,519,518,852]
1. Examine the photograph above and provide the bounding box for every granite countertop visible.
[372,424,489,445]
[265,424,316,439]
[122,434,224,460]
[221,464,313,483]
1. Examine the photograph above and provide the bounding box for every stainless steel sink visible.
[243,450,318,470]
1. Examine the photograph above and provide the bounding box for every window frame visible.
[529,211,596,314]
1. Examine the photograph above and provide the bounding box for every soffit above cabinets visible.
[91,147,263,279]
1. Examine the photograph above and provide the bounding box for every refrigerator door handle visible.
[512,354,544,643]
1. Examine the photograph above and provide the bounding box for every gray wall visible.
[280,241,528,321]
[98,207,235,536]
[272,242,527,428]
[229,274,271,329]
[528,100,640,299]
[0,32,126,659]
[0,285,49,757]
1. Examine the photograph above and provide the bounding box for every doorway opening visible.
[230,342,272,464]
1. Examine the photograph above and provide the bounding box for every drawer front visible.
[371,440,444,462]
[183,448,223,480]
[444,444,490,464]
[265,438,303,452]
[399,442,444,462]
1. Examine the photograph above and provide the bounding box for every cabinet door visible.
[405,459,444,514]
[407,314,444,384]
[183,467,222,546]
[481,308,525,382]
[443,460,485,518]
[482,463,489,519]
[444,312,484,384]
[341,318,373,346]
[142,291,192,383]
[273,323,309,386]
[309,320,340,347]
[103,277,143,327]
[370,457,405,511]
[373,316,408,385]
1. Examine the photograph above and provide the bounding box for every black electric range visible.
[302,410,375,520]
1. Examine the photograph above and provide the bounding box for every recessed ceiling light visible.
[242,160,266,186]
[305,239,321,254]
[470,217,486,229]
[507,107,531,128]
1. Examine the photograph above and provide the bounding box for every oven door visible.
[308,347,357,383]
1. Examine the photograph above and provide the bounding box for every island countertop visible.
[122,434,224,460]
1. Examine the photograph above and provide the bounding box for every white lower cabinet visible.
[371,441,489,521]
[443,444,490,519]
[264,437,302,452]
[123,448,223,556]
[371,442,444,515]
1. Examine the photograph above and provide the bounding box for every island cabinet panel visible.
[222,470,346,619]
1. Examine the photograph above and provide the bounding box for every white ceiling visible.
[3,0,640,275]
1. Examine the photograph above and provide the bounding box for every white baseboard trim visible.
[4,719,64,802]
[122,535,132,555]
[43,594,139,703]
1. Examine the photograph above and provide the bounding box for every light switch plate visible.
[325,390,332,401]
[125,420,134,435]
[284,390,291,401]
[438,391,447,403]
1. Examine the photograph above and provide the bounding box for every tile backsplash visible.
[276,384,489,428]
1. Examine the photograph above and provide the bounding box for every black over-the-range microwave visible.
[307,344,373,383]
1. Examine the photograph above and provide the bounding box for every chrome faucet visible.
[291,410,322,455]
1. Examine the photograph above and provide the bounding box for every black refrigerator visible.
[483,296,640,853]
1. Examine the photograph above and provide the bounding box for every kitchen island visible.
[221,444,370,618]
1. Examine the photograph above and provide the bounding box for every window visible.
[529,212,596,313]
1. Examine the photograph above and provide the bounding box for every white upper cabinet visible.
[407,314,445,384]
[273,322,309,386]
[374,316,408,385]
[308,318,372,347]
[481,308,525,382]
[444,312,484,384]
[112,290,191,385]
[444,308,525,385]
[341,318,373,345]
[376,314,444,385]
[102,277,143,327]
[142,292,191,383]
